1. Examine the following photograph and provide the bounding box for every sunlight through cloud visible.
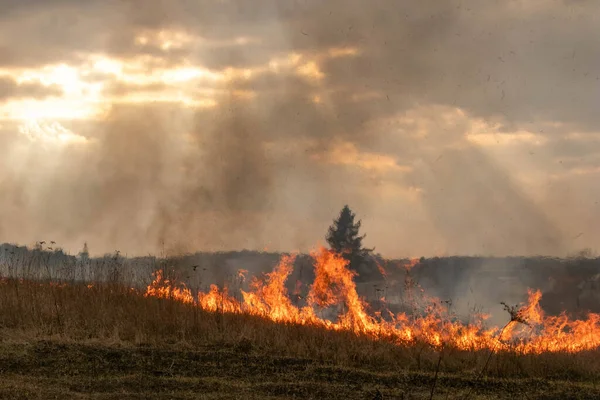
[18,119,89,145]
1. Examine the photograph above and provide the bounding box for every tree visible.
[326,205,373,274]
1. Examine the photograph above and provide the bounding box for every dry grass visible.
[0,278,599,399]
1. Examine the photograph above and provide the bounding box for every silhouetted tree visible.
[326,205,373,274]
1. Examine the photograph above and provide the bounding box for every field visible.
[1,274,599,399]
[2,339,599,399]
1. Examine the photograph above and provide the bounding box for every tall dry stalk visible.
[462,301,530,400]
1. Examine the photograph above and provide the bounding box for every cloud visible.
[0,76,62,101]
[312,141,411,176]
[3,0,599,129]
[0,0,600,257]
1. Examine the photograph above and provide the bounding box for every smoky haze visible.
[0,0,599,257]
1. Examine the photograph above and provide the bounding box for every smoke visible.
[1,0,600,257]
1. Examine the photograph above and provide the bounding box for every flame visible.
[402,258,420,271]
[144,248,600,354]
[198,284,240,313]
[377,262,387,278]
[145,269,194,304]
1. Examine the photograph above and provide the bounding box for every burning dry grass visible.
[0,278,599,399]
[1,248,600,398]
[146,248,600,355]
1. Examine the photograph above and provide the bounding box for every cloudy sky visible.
[0,0,599,257]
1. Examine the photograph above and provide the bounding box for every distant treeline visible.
[1,243,599,316]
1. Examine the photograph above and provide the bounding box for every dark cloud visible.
[2,0,599,130]
[103,81,169,97]
[0,77,61,100]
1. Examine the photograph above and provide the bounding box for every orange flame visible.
[198,284,240,313]
[143,248,600,354]
[377,262,387,278]
[145,269,194,304]
[403,257,420,271]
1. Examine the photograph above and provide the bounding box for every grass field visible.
[0,278,599,399]
[2,339,600,399]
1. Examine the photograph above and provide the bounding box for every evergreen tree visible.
[326,205,373,273]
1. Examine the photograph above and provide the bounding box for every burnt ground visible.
[0,340,598,400]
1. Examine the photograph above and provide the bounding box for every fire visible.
[144,248,600,354]
[376,262,387,278]
[241,255,308,323]
[198,284,240,313]
[145,269,194,304]
[402,257,420,271]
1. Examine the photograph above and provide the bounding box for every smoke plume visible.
[0,0,599,257]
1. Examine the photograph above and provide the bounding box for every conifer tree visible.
[326,205,373,273]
